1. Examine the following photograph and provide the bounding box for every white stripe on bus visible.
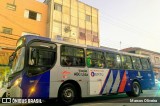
[102,70,113,94]
[111,71,121,93]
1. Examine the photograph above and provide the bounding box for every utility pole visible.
[120,41,122,50]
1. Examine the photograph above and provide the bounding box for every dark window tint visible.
[29,11,37,20]
[87,50,105,68]
[141,58,150,70]
[121,55,133,70]
[132,57,142,70]
[105,53,114,68]
[61,45,85,67]
[28,42,56,76]
[106,53,121,69]
[37,50,54,66]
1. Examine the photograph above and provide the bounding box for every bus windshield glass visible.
[11,47,25,73]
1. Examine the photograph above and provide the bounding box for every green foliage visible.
[0,66,10,81]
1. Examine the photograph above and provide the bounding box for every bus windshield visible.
[11,47,25,73]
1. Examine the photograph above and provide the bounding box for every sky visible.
[38,0,160,52]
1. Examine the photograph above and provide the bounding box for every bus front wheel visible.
[58,83,77,105]
[126,81,141,97]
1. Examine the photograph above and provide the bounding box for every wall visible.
[46,0,99,47]
[0,0,48,48]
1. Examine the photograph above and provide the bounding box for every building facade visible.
[45,0,99,47]
[0,0,99,65]
[0,0,48,65]
[0,0,99,83]
[122,47,160,79]
[0,0,48,88]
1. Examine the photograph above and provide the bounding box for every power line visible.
[99,13,158,40]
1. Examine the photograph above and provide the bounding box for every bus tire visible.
[127,81,141,97]
[58,83,77,105]
[126,91,132,97]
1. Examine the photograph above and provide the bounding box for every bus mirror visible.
[9,52,15,62]
[9,56,14,62]
[8,52,16,67]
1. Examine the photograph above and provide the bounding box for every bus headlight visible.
[30,87,36,94]
[14,78,22,86]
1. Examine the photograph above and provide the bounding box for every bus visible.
[4,35,155,105]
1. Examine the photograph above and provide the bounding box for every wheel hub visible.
[133,84,139,95]
[63,88,74,100]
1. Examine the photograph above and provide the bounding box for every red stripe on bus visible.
[118,71,127,93]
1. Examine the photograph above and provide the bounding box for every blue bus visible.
[4,35,155,105]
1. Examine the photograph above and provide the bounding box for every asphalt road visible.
[1,89,160,106]
[73,89,160,106]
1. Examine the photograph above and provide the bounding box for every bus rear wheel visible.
[126,81,141,97]
[58,83,77,105]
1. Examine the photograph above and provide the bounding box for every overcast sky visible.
[38,0,160,52]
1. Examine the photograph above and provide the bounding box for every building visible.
[45,0,99,47]
[0,0,99,65]
[121,47,160,79]
[0,0,48,86]
[0,0,48,65]
[0,0,99,84]
[100,46,118,51]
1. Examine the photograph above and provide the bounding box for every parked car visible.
[155,79,160,89]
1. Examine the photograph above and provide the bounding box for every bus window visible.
[28,42,56,76]
[132,57,142,70]
[37,50,54,66]
[86,50,105,68]
[61,45,85,67]
[121,55,133,70]
[29,48,56,75]
[106,53,121,69]
[106,53,115,68]
[115,54,121,69]
[141,58,150,70]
